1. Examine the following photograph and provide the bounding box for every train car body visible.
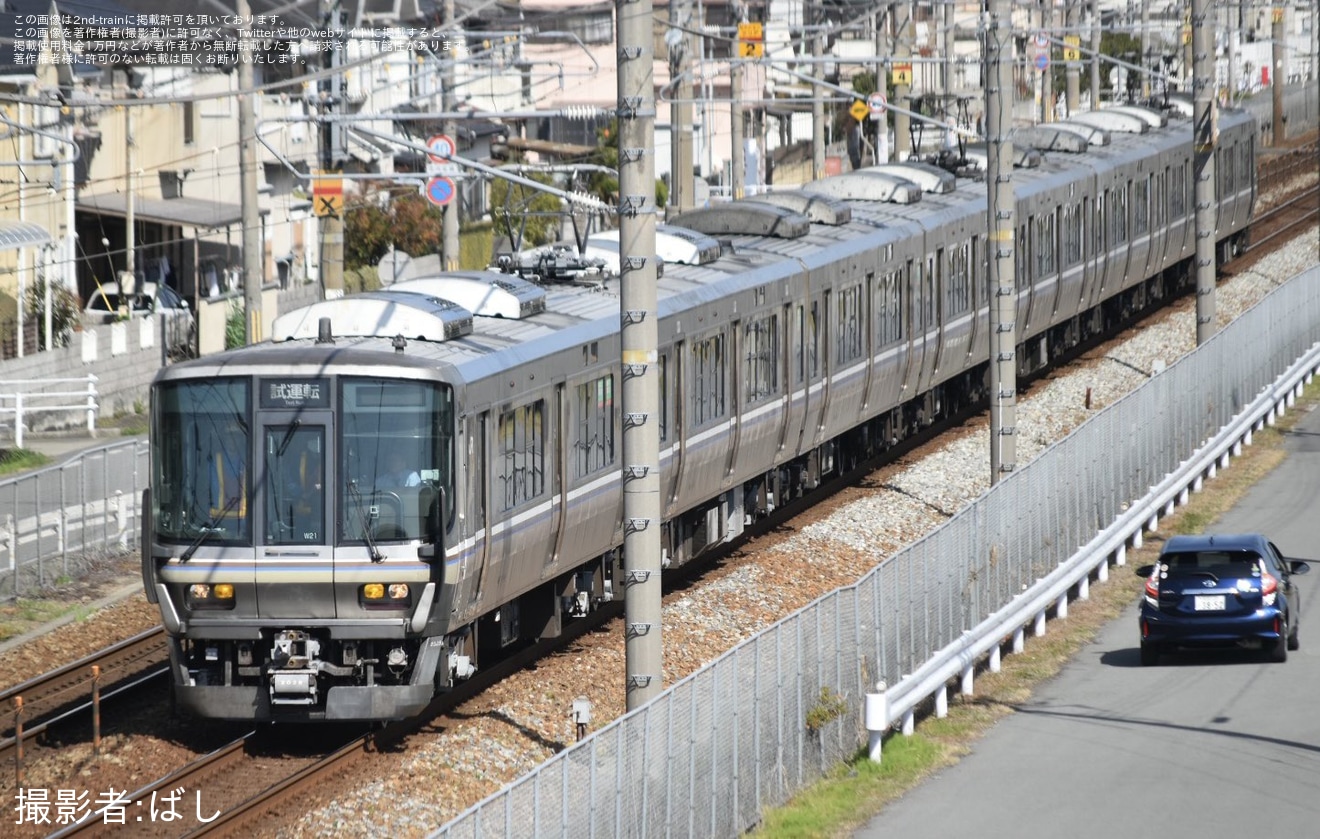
[142,103,1261,721]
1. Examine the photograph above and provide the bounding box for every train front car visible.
[142,331,464,721]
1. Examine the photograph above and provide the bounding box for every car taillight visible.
[1261,571,1278,606]
[1144,576,1160,607]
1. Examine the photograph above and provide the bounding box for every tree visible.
[343,183,445,270]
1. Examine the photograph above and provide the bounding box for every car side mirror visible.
[1135,564,1156,578]
[1288,560,1311,575]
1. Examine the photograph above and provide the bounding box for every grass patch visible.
[0,598,71,643]
[750,384,1318,839]
[0,448,50,477]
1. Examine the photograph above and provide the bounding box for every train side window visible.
[836,283,864,364]
[690,332,727,426]
[573,374,615,479]
[877,271,903,346]
[1169,163,1186,218]
[795,302,822,385]
[1108,186,1128,245]
[497,400,546,511]
[1062,204,1082,268]
[743,312,779,404]
[1134,177,1149,237]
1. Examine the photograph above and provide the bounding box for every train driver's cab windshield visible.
[152,379,252,545]
[340,379,455,544]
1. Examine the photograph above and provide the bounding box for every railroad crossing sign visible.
[312,175,342,217]
[850,99,870,123]
[737,22,764,58]
[890,61,912,87]
[424,176,456,207]
[867,91,887,119]
[426,133,456,163]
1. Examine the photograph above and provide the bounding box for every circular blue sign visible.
[426,176,456,207]
[1034,52,1049,71]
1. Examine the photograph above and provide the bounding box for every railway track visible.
[1,628,169,777]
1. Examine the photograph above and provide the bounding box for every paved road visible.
[854,403,1320,838]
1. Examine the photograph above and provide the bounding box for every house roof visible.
[77,193,266,229]
[0,220,53,251]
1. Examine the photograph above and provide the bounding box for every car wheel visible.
[1288,617,1300,651]
[1271,633,1289,663]
[1140,643,1159,667]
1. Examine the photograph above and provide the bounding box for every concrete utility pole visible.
[1090,0,1101,109]
[811,8,825,179]
[238,0,264,342]
[986,0,1017,484]
[1040,0,1054,123]
[667,0,695,215]
[894,4,912,159]
[122,77,136,300]
[1271,7,1285,145]
[616,0,663,710]
[1140,1,1150,100]
[1192,0,1217,345]
[442,0,460,270]
[1065,4,1079,114]
[874,6,888,165]
[731,58,745,199]
[319,0,346,300]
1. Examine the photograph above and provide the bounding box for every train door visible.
[777,301,797,454]
[258,412,335,619]
[928,252,944,380]
[812,292,832,449]
[726,318,742,479]
[549,382,567,569]
[669,339,688,507]
[465,410,491,612]
[898,258,918,395]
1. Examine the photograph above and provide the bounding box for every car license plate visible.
[1194,595,1226,611]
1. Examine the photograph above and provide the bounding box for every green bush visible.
[24,276,79,348]
[225,301,246,350]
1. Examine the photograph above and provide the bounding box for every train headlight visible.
[360,583,411,608]
[187,583,237,610]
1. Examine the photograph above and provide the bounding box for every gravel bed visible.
[1,219,1313,837]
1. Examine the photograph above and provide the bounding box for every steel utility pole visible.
[442,0,460,270]
[238,0,264,341]
[616,0,662,710]
[1271,7,1285,145]
[1192,0,1217,344]
[987,0,1017,484]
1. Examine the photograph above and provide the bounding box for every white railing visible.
[0,376,99,448]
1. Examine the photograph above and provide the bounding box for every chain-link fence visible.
[0,438,148,600]
[434,263,1320,839]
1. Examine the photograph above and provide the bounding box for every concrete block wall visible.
[1,282,326,441]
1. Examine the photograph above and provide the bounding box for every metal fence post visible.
[14,391,23,449]
[86,374,98,433]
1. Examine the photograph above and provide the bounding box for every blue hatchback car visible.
[1136,533,1311,666]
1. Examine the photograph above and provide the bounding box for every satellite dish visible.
[377,248,412,286]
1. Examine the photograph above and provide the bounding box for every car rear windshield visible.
[1162,550,1260,577]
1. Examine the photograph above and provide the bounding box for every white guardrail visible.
[0,376,99,449]
[865,339,1320,758]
